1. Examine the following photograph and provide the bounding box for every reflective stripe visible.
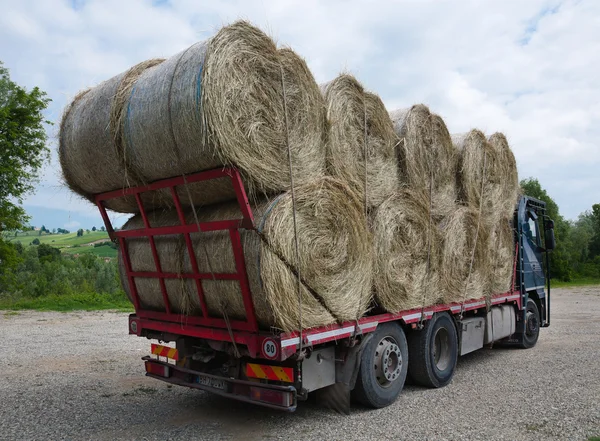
[307,326,355,343]
[246,363,293,383]
[281,337,300,348]
[151,344,178,361]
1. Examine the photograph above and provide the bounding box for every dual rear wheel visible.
[352,312,459,408]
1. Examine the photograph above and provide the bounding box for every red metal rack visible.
[95,168,260,334]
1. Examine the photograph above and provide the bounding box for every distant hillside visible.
[11,230,117,259]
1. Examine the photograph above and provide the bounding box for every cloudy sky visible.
[1,0,598,228]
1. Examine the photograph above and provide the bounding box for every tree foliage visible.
[0,61,51,232]
[0,243,125,303]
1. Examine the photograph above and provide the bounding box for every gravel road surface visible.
[1,287,599,441]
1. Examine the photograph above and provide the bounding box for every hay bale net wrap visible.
[119,178,372,332]
[488,132,519,219]
[438,205,492,303]
[322,74,399,208]
[489,217,515,294]
[118,210,191,314]
[372,189,440,312]
[390,105,457,217]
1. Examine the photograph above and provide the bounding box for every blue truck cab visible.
[513,195,555,348]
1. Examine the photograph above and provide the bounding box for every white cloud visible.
[64,220,81,229]
[1,0,598,219]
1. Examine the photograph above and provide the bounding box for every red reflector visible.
[145,361,170,378]
[250,387,292,407]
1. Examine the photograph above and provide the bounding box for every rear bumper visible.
[142,356,297,412]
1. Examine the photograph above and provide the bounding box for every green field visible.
[552,278,600,288]
[8,230,117,258]
[0,292,133,312]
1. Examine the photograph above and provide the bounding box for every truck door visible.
[522,210,545,291]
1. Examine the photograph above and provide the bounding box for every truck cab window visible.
[527,218,537,241]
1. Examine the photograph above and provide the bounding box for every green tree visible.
[31,238,40,245]
[520,177,572,281]
[37,243,60,263]
[100,226,105,232]
[92,226,96,232]
[0,61,50,232]
[77,228,84,237]
[589,204,600,259]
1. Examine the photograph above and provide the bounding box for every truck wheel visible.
[352,322,408,408]
[518,299,540,349]
[407,312,458,388]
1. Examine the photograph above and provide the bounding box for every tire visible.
[407,312,458,388]
[518,298,540,349]
[352,322,408,408]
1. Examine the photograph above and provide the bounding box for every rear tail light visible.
[250,387,293,407]
[145,361,170,378]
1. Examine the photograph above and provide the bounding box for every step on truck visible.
[96,168,555,413]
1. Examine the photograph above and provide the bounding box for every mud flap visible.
[315,334,373,414]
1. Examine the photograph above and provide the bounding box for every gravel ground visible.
[1,287,599,441]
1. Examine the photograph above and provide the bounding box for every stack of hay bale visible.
[60,21,520,333]
[60,22,372,332]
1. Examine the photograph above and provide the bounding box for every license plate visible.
[196,375,226,390]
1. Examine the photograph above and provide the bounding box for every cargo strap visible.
[363,97,368,220]
[182,175,242,359]
[460,150,488,320]
[418,111,435,327]
[280,63,303,351]
[419,166,435,328]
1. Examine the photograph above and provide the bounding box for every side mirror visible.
[544,220,556,251]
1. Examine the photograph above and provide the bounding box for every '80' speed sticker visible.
[262,338,279,360]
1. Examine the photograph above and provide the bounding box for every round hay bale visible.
[488,132,519,219]
[431,113,458,215]
[390,105,457,217]
[60,21,326,212]
[322,74,399,208]
[201,22,327,198]
[118,178,372,332]
[118,210,192,314]
[438,205,492,303]
[59,76,143,213]
[372,189,441,312]
[180,177,372,332]
[452,130,500,219]
[489,218,514,294]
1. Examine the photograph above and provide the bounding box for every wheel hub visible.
[526,311,539,335]
[374,337,402,387]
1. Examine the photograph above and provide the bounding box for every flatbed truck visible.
[96,168,555,412]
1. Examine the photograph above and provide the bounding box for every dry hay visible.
[60,21,327,213]
[390,105,457,217]
[438,205,492,303]
[119,178,372,332]
[488,133,519,219]
[200,22,327,199]
[452,130,501,221]
[489,217,514,294]
[322,74,399,208]
[118,210,192,314]
[372,189,441,312]
[59,78,143,213]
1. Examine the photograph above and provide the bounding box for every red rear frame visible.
[97,169,522,361]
